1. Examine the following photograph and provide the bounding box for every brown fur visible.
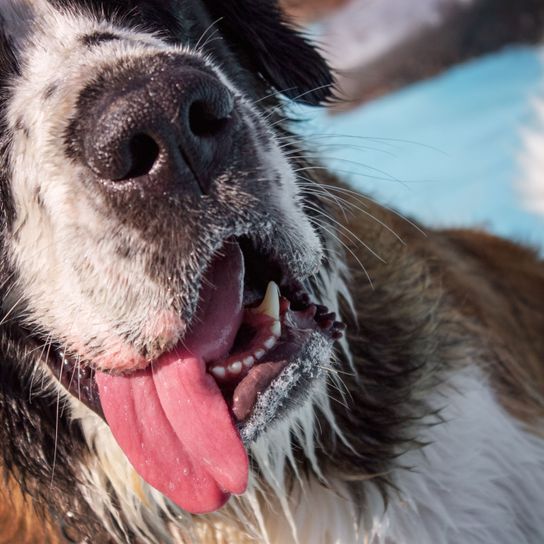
[3,174,543,541]
[430,230,544,425]
[0,472,61,544]
[321,178,544,464]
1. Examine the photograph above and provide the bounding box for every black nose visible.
[80,57,238,196]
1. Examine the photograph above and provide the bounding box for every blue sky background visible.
[292,46,544,251]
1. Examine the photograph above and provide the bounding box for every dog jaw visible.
[4,5,323,374]
[0,0,347,540]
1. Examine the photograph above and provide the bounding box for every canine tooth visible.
[228,361,243,374]
[271,320,281,337]
[211,367,226,379]
[243,356,255,368]
[264,336,276,350]
[254,281,280,320]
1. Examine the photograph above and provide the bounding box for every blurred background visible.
[281,0,544,248]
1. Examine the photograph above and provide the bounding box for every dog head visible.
[0,0,344,522]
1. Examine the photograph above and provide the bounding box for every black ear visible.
[201,0,333,106]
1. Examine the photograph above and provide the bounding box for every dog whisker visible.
[194,17,223,52]
[276,132,449,156]
[304,181,427,237]
[298,181,407,245]
[293,164,408,186]
[308,217,374,289]
[304,202,386,264]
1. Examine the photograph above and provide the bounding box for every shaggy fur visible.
[0,1,543,543]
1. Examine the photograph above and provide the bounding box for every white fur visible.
[4,2,323,371]
[69,365,544,544]
[367,370,544,544]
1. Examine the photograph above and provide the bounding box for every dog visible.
[0,1,543,543]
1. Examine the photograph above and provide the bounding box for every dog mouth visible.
[46,239,344,515]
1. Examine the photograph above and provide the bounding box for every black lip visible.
[238,330,336,444]
[233,280,345,441]
[9,325,103,418]
[48,347,103,418]
[211,291,345,422]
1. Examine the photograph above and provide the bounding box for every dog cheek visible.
[259,142,325,277]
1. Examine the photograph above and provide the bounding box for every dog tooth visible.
[271,320,281,337]
[254,281,280,320]
[263,336,276,350]
[211,366,226,379]
[228,361,243,374]
[254,349,266,361]
[243,356,255,368]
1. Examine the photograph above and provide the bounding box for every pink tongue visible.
[95,243,248,514]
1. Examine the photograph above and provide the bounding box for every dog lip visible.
[38,236,346,427]
[47,348,104,419]
[203,282,345,424]
[42,281,345,435]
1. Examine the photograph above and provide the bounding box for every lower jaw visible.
[31,280,344,516]
[238,330,334,444]
[46,290,343,435]
[51,333,332,442]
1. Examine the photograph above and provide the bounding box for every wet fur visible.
[0,1,543,543]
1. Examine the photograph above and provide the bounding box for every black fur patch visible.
[14,117,29,136]
[201,0,334,105]
[48,0,198,42]
[80,31,120,47]
[0,327,114,541]
[42,82,59,100]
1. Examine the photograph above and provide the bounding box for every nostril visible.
[188,100,232,138]
[123,133,160,180]
[81,62,237,193]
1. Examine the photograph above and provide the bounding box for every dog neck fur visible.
[69,359,544,544]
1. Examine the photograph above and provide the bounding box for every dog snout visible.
[79,57,238,196]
